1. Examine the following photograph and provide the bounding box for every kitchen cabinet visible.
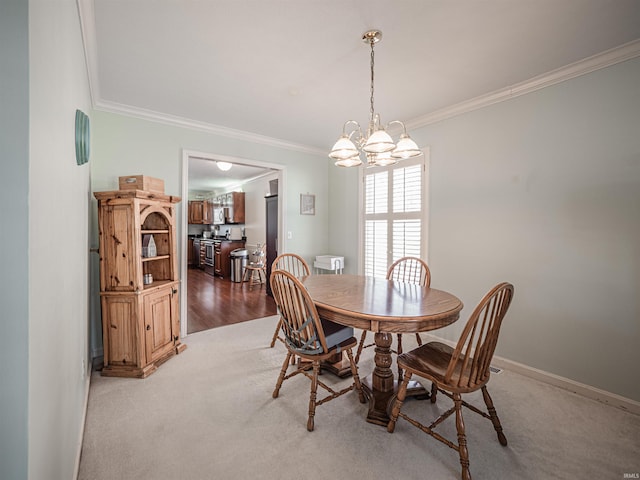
[225,192,245,224]
[187,237,194,266]
[94,188,186,378]
[188,200,212,224]
[265,194,278,296]
[214,240,245,278]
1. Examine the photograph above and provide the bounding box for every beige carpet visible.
[79,315,640,480]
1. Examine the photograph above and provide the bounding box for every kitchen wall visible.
[329,56,640,403]
[1,0,93,478]
[237,171,279,252]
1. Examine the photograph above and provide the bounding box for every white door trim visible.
[179,149,286,338]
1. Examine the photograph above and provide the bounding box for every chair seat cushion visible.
[320,318,354,350]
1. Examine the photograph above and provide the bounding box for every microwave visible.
[213,207,225,225]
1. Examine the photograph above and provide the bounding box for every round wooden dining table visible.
[302,274,463,426]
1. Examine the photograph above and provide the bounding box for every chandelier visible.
[329,30,423,167]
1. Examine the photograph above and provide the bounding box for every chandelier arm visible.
[387,120,408,136]
[341,120,364,145]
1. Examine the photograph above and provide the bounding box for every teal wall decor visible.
[75,109,90,165]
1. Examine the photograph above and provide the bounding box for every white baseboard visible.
[73,365,92,479]
[419,333,640,416]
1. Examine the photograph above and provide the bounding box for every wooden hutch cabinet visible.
[94,188,186,378]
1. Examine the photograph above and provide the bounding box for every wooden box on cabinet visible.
[118,175,165,195]
[94,188,186,378]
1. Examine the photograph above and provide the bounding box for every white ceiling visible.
[80,0,640,190]
[188,156,275,194]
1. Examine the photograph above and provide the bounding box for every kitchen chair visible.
[242,243,266,287]
[355,256,431,380]
[270,269,366,431]
[269,253,310,348]
[387,282,514,480]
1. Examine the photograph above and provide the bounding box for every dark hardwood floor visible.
[186,267,277,334]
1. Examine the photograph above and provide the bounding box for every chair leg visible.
[481,386,507,446]
[415,333,423,346]
[396,334,404,382]
[345,349,366,403]
[355,330,368,364]
[270,317,282,348]
[272,351,292,398]
[387,371,413,433]
[430,382,438,403]
[453,393,471,480]
[307,362,320,431]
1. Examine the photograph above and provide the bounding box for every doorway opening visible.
[180,149,286,337]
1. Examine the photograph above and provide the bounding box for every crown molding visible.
[94,100,326,156]
[406,39,640,131]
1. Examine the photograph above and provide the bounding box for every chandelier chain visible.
[369,39,375,123]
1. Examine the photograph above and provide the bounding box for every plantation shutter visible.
[363,158,424,278]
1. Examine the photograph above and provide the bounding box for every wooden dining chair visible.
[242,243,267,287]
[387,282,514,480]
[355,256,431,380]
[270,269,366,431]
[269,253,310,348]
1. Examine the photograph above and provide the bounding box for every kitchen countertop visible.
[189,235,246,242]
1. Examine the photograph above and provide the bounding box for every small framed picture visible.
[300,194,315,215]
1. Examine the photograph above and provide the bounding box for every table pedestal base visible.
[319,351,354,378]
[361,375,428,426]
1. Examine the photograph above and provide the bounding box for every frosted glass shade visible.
[372,152,398,167]
[335,155,363,167]
[391,134,422,158]
[363,128,395,153]
[329,135,359,160]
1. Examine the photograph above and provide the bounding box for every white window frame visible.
[357,148,430,275]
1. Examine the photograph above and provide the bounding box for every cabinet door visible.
[202,200,212,224]
[187,238,194,265]
[102,295,140,367]
[231,192,245,223]
[102,204,137,291]
[143,286,177,363]
[265,195,278,296]
[189,201,204,224]
[214,246,222,275]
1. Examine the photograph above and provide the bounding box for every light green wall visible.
[90,111,328,353]
[0,0,93,478]
[28,0,93,478]
[329,57,640,402]
[0,0,29,478]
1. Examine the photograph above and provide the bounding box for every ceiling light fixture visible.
[217,161,232,171]
[329,30,423,168]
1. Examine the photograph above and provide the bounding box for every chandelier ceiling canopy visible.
[329,30,423,168]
